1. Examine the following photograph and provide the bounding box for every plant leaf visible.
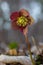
[8,42,18,49]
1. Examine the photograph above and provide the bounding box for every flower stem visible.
[29,49,35,65]
[25,35,35,65]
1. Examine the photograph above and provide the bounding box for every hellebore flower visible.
[10,9,35,65]
[10,9,34,32]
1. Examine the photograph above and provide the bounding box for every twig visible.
[31,36,41,54]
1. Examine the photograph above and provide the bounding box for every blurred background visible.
[0,0,43,49]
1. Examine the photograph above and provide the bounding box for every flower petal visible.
[12,21,20,30]
[19,9,30,17]
[12,21,25,32]
[10,12,19,21]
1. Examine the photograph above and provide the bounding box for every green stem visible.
[29,49,35,65]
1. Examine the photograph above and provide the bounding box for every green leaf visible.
[8,42,18,49]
